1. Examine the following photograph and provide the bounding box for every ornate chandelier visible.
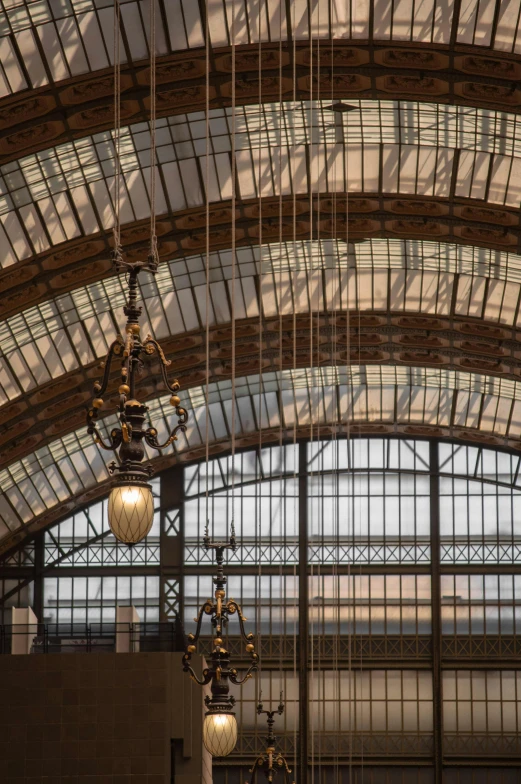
[248,697,294,784]
[182,528,259,757]
[86,253,187,544]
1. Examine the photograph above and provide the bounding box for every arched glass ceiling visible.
[5,238,521,406]
[1,365,521,539]
[3,100,521,267]
[0,0,520,97]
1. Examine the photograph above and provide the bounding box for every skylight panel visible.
[4,100,521,265]
[9,235,521,404]
[1,0,521,100]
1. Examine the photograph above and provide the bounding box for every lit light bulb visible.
[121,487,141,505]
[108,482,154,544]
[202,712,238,757]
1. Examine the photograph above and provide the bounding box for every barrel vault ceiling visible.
[2,0,521,554]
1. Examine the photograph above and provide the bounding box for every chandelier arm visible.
[144,422,187,451]
[229,659,259,685]
[87,425,122,452]
[227,600,256,644]
[283,768,295,784]
[175,406,189,425]
[277,754,292,773]
[92,337,125,398]
[142,337,181,392]
[248,757,264,781]
[186,600,214,649]
[182,659,213,686]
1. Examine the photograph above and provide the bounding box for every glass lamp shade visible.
[202,712,238,757]
[108,483,154,544]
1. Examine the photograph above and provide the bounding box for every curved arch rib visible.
[3,100,521,274]
[1,1,520,102]
[1,364,521,556]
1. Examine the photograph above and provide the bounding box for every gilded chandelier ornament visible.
[183,525,260,756]
[248,696,294,784]
[86,250,188,544]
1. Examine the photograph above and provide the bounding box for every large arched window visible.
[3,437,521,782]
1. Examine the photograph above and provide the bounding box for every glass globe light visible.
[202,711,238,757]
[108,482,154,544]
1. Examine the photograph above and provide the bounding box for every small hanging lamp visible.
[86,254,187,544]
[248,695,294,784]
[182,526,259,757]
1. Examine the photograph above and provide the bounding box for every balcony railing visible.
[0,620,185,654]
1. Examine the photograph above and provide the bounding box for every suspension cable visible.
[149,0,158,267]
[308,12,315,784]
[256,0,264,732]
[230,0,237,539]
[277,0,285,713]
[329,24,341,784]
[204,0,211,536]
[292,0,298,773]
[113,0,122,253]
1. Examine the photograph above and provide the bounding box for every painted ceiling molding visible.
[1,363,521,557]
[1,0,521,100]
[5,235,521,427]
[1,193,521,321]
[3,43,521,164]
[3,100,521,273]
[1,305,521,473]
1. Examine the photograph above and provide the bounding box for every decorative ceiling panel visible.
[4,239,521,408]
[1,0,520,99]
[3,100,521,268]
[1,364,521,542]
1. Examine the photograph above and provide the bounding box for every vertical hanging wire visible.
[256,0,264,743]
[354,126,365,784]
[277,0,285,724]
[149,0,158,267]
[315,10,322,784]
[291,0,298,774]
[329,13,341,784]
[343,43,354,784]
[204,0,211,540]
[357,128,365,784]
[230,0,237,543]
[308,7,315,784]
[113,0,122,255]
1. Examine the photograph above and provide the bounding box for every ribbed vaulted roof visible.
[2,0,521,555]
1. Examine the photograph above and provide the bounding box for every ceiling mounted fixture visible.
[86,254,188,544]
[182,529,260,757]
[328,102,358,113]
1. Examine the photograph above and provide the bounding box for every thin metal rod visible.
[430,439,444,782]
[298,440,309,784]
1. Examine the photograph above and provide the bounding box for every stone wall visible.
[0,651,210,784]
